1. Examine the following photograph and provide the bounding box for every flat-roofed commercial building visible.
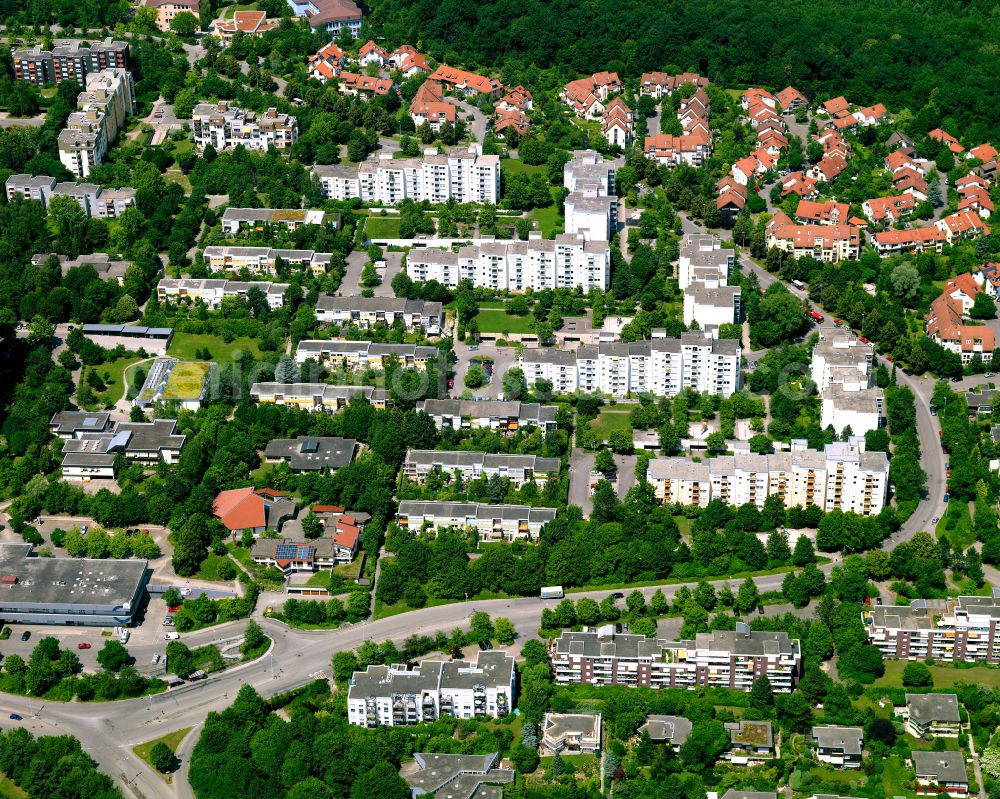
[0,543,148,626]
[549,624,802,692]
[347,651,514,727]
[396,500,557,542]
[402,450,560,488]
[416,399,559,434]
[864,595,1000,663]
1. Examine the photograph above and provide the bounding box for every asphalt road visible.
[0,569,811,799]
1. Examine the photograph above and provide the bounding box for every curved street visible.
[0,568,809,799]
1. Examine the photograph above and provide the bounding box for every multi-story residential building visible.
[722,720,775,764]
[314,295,443,334]
[864,595,1000,663]
[396,501,557,541]
[5,175,136,218]
[58,418,186,480]
[416,399,559,434]
[347,651,514,727]
[811,333,873,390]
[220,208,333,234]
[402,450,561,488]
[405,234,611,293]
[637,716,692,750]
[286,0,363,35]
[192,102,298,152]
[58,68,134,177]
[541,713,602,754]
[518,332,742,398]
[810,726,863,768]
[13,38,129,86]
[912,751,969,797]
[295,340,440,372]
[141,0,200,32]
[549,625,802,692]
[249,382,391,412]
[313,146,499,206]
[156,278,289,309]
[678,234,734,290]
[902,694,961,738]
[766,211,861,262]
[202,246,332,276]
[646,440,889,515]
[820,383,885,436]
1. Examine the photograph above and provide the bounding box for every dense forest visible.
[370,0,1000,142]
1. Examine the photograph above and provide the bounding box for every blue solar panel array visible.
[275,544,315,561]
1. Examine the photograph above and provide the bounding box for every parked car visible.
[77,642,91,650]
[20,631,30,642]
[164,632,180,640]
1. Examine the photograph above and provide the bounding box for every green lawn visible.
[501,158,546,176]
[873,659,1000,689]
[167,332,264,363]
[475,308,536,334]
[364,216,402,238]
[530,201,563,237]
[83,355,146,409]
[936,499,976,548]
[192,552,237,582]
[133,727,192,782]
[588,410,633,441]
[0,775,27,799]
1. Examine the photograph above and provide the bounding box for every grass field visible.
[167,332,263,362]
[364,216,402,238]
[162,361,211,400]
[873,659,1000,688]
[589,410,633,442]
[475,308,536,334]
[133,727,191,782]
[84,355,146,409]
[530,199,563,237]
[193,552,237,582]
[0,775,26,799]
[501,158,546,176]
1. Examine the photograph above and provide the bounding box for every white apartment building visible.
[864,594,1000,663]
[812,332,884,436]
[549,625,802,692]
[518,332,742,398]
[347,651,514,727]
[249,382,391,412]
[6,175,135,218]
[396,500,557,542]
[314,295,443,335]
[647,439,889,515]
[402,450,561,487]
[679,233,735,290]
[156,278,289,309]
[202,246,332,276]
[312,146,499,206]
[405,234,610,292]
[416,399,559,434]
[192,102,298,152]
[295,339,439,371]
[58,68,134,177]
